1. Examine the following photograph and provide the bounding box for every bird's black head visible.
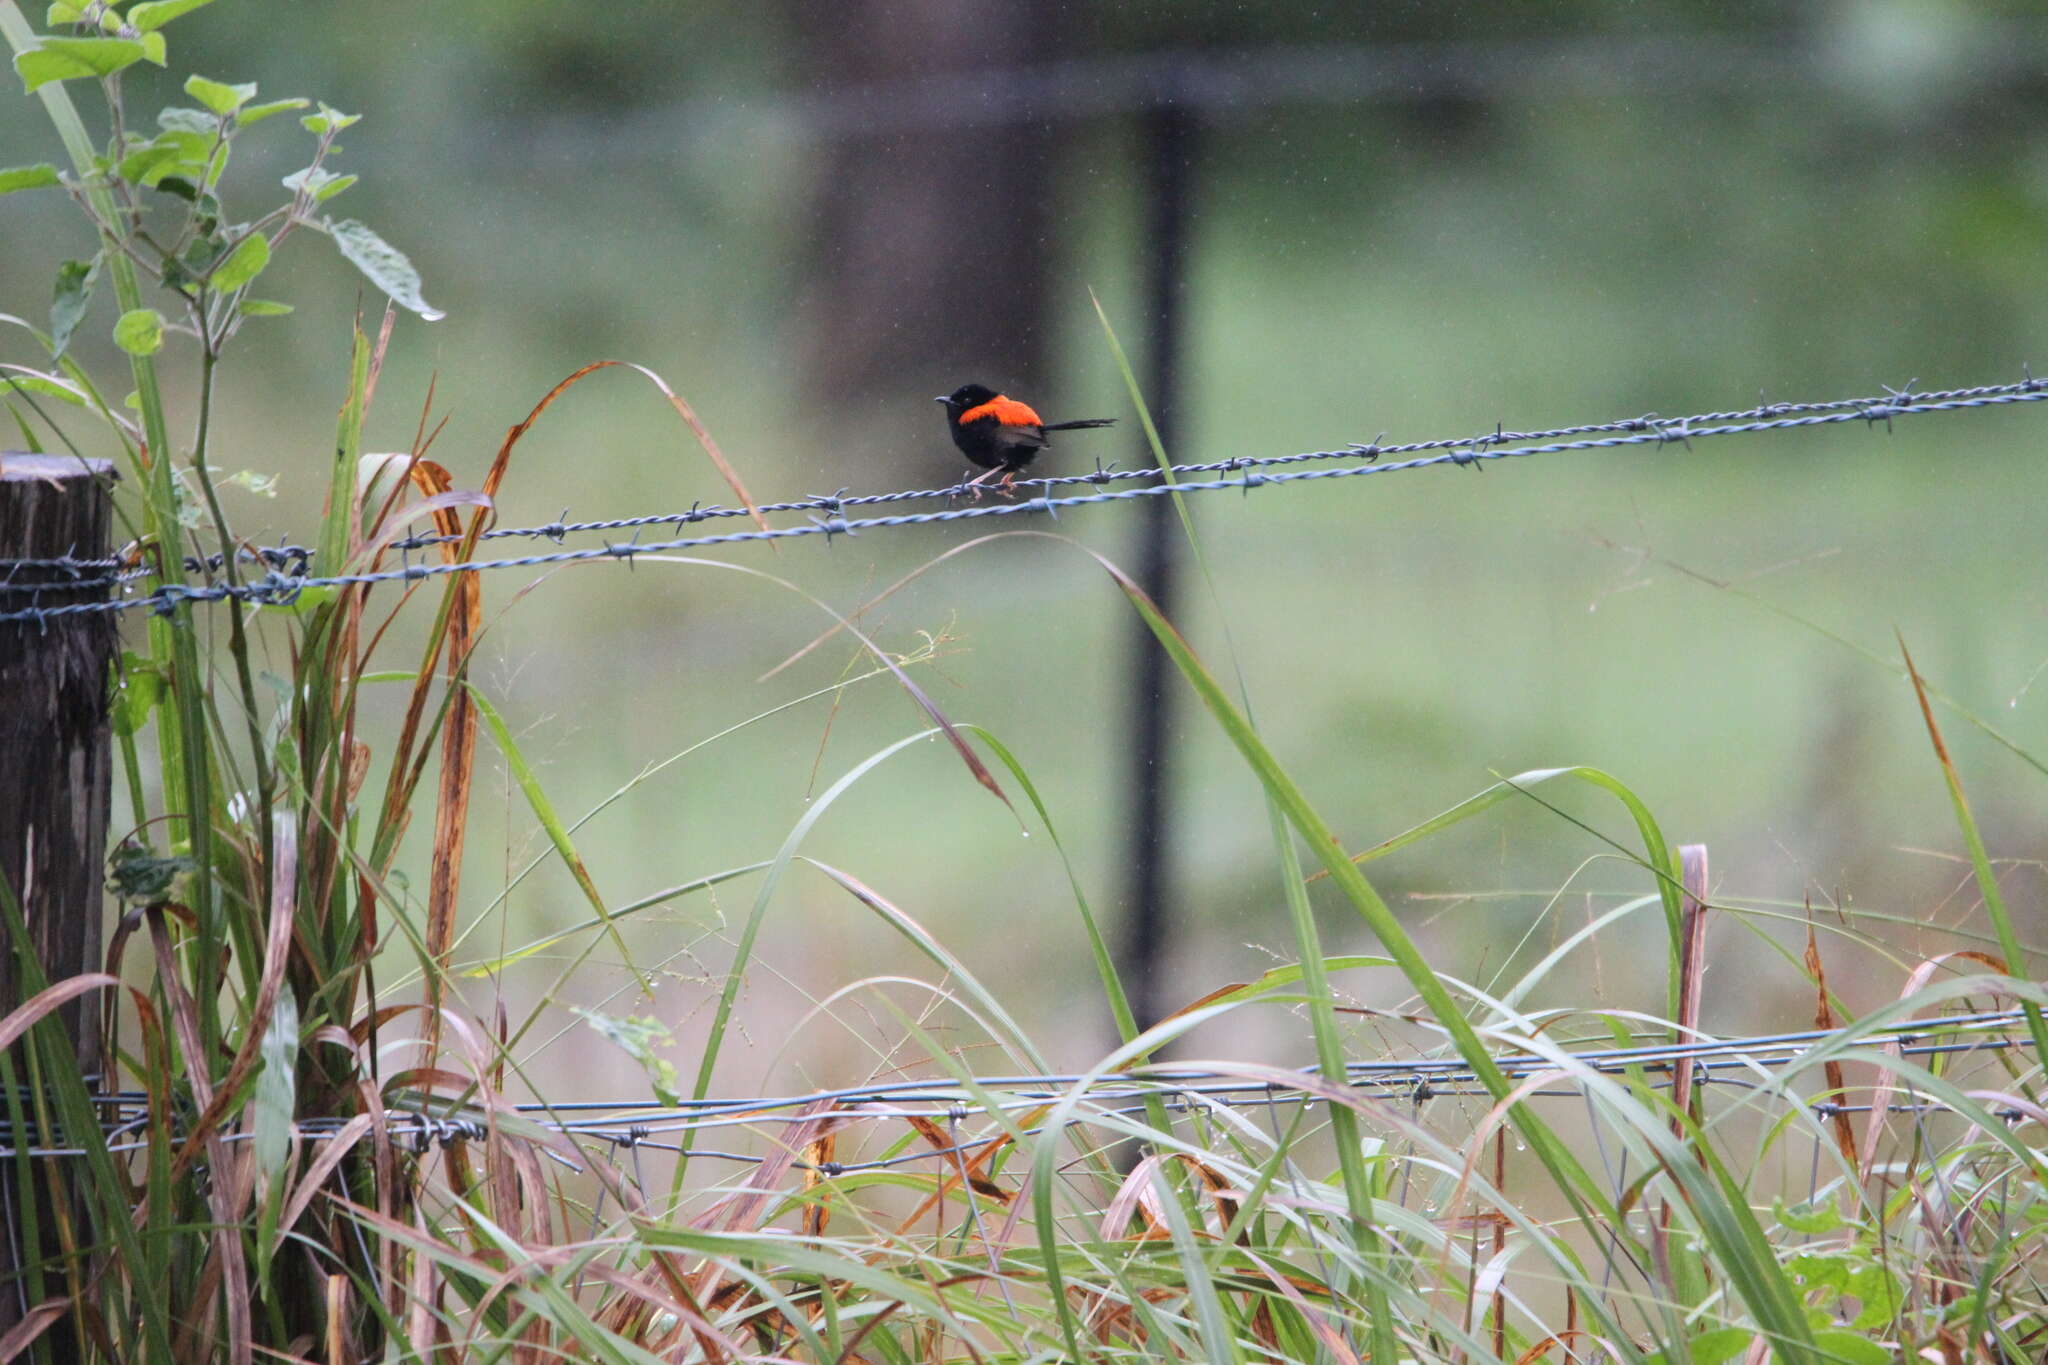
[935,383,998,414]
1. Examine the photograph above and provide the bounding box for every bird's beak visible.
[933,395,950,404]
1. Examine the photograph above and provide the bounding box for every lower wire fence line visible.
[4,376,2046,625]
[8,1007,2030,1165]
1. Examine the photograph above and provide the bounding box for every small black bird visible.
[935,383,1116,495]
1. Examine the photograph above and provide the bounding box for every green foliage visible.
[110,305,161,354]
[104,837,191,905]
[323,217,443,320]
[575,1008,683,1106]
[14,35,159,90]
[182,72,253,114]
[0,161,58,191]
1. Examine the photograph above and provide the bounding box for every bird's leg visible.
[956,467,1006,502]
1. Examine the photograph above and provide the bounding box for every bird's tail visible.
[1041,418,1117,431]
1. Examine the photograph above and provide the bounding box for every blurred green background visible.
[8,0,2046,1098]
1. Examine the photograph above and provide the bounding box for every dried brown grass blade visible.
[324,1275,348,1364]
[0,1299,69,1361]
[363,301,397,412]
[483,360,766,531]
[1513,1330,1598,1365]
[611,360,767,533]
[898,1113,1010,1200]
[1668,844,1710,1138]
[0,973,120,1054]
[800,1130,837,1238]
[403,1208,439,1356]
[1804,905,1858,1169]
[1240,1249,1359,1365]
[371,457,484,876]
[892,1117,1031,1235]
[355,487,492,564]
[276,1112,375,1240]
[1102,1152,1172,1241]
[427,676,480,959]
[166,812,298,1178]
[685,1099,846,1305]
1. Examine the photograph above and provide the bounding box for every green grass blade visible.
[1092,293,1401,1363]
[677,727,944,1198]
[464,681,649,994]
[960,724,1142,1045]
[1897,634,2048,1066]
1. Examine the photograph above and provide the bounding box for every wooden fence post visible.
[0,453,118,1333]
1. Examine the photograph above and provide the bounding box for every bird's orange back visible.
[956,394,1044,428]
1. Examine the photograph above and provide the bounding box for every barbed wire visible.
[3,1008,2031,1163]
[502,26,2048,163]
[4,376,2045,627]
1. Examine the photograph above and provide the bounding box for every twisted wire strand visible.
[358,378,2048,549]
[4,379,2044,626]
[7,1008,2028,1161]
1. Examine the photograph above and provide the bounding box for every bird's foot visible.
[954,467,1002,503]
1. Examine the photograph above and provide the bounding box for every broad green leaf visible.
[210,232,269,291]
[183,74,254,115]
[44,2,93,24]
[130,0,220,31]
[1772,1196,1843,1236]
[0,164,59,194]
[284,584,337,614]
[180,237,222,277]
[112,308,164,356]
[283,166,355,202]
[150,126,213,160]
[111,656,164,737]
[300,103,360,135]
[1844,1262,1902,1329]
[237,298,293,317]
[223,469,278,497]
[1789,1252,1850,1293]
[157,106,216,134]
[115,143,184,185]
[253,993,297,1171]
[1809,1330,1888,1365]
[1647,1329,1752,1365]
[15,37,147,91]
[106,838,192,905]
[1690,1329,1756,1365]
[201,142,229,192]
[0,373,86,408]
[238,97,307,126]
[138,31,166,65]
[573,1009,681,1106]
[324,218,443,320]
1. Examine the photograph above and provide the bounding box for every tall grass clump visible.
[0,4,2043,1362]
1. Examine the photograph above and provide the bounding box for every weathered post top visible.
[0,452,120,1058]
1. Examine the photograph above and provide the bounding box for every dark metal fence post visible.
[1118,99,1197,1033]
[0,454,117,1333]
